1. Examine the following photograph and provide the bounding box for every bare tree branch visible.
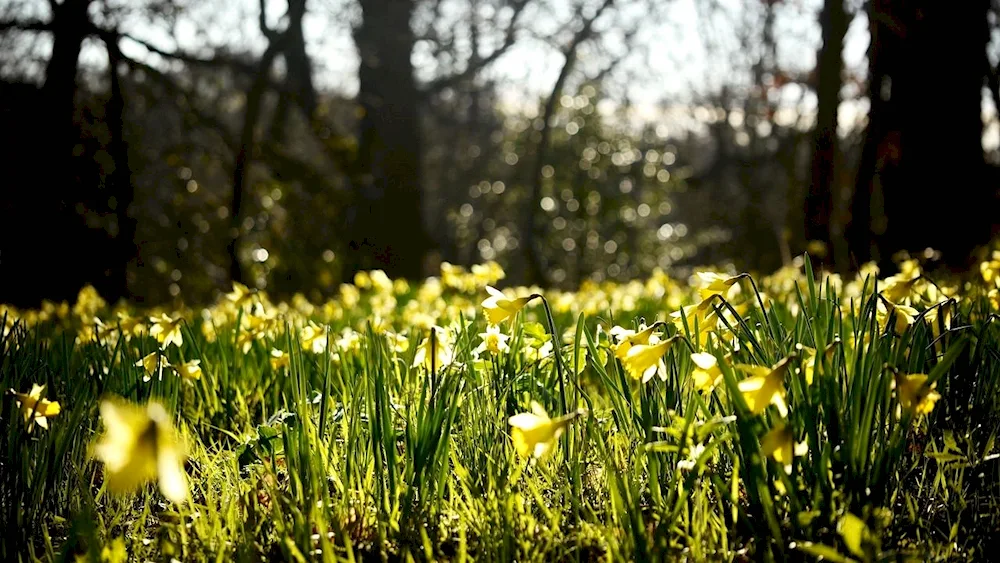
[423,0,531,95]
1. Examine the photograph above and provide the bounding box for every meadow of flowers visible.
[3,254,1000,561]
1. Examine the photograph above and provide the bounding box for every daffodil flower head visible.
[609,322,662,361]
[175,359,202,381]
[690,352,723,393]
[759,422,807,474]
[481,286,537,325]
[270,348,290,372]
[412,326,455,373]
[893,373,940,416]
[91,397,188,504]
[475,324,511,356]
[508,401,583,459]
[136,351,171,383]
[10,383,60,431]
[149,313,183,348]
[876,298,918,335]
[736,355,794,416]
[621,336,677,383]
[695,272,743,301]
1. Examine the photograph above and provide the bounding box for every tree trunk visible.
[805,0,848,270]
[1,0,93,306]
[849,0,994,271]
[103,34,136,302]
[350,0,429,280]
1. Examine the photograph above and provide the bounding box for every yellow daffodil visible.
[876,299,918,335]
[412,326,454,373]
[175,359,202,381]
[270,349,290,372]
[893,373,940,416]
[620,337,677,383]
[759,422,807,474]
[225,281,254,308]
[91,397,188,503]
[690,352,722,393]
[136,351,170,382]
[508,401,583,459]
[481,286,536,325]
[736,355,793,416]
[695,272,743,301]
[838,512,869,559]
[794,341,837,386]
[475,324,510,356]
[10,383,60,430]
[300,322,328,354]
[149,313,184,348]
[609,323,662,361]
[980,251,1000,285]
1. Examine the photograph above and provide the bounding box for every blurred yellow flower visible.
[91,397,188,504]
[759,422,807,474]
[481,286,536,325]
[175,359,202,381]
[893,373,940,416]
[690,352,722,393]
[10,383,60,430]
[225,281,254,308]
[270,349,290,372]
[508,401,582,459]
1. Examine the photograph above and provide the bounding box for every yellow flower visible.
[508,401,582,459]
[270,349,290,372]
[893,373,940,415]
[475,324,510,356]
[838,513,869,559]
[10,383,61,430]
[481,286,536,325]
[690,352,722,393]
[609,323,661,362]
[736,356,793,416]
[225,281,254,308]
[876,299,917,335]
[175,359,202,381]
[695,272,742,301]
[759,422,807,474]
[620,337,676,383]
[149,314,183,348]
[136,351,170,382]
[91,397,188,503]
[300,322,328,354]
[412,326,454,373]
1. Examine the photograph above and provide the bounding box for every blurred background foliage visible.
[1,0,998,306]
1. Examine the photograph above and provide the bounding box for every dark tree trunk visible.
[849,0,994,272]
[103,34,136,301]
[805,0,848,270]
[0,0,93,306]
[349,0,429,280]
